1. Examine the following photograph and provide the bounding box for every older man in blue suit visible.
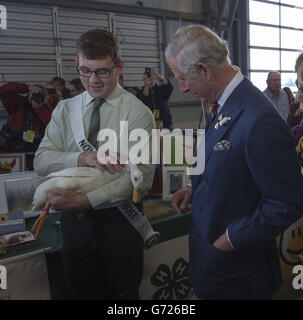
[166,25,303,300]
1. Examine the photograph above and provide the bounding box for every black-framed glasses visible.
[77,64,117,78]
[295,80,303,93]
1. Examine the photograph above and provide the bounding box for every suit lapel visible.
[191,108,242,191]
[191,77,250,191]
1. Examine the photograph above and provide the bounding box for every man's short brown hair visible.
[76,28,121,63]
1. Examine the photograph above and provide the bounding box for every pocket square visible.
[213,140,231,151]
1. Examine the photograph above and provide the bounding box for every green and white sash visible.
[68,94,95,152]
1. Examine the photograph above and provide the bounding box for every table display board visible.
[0,209,192,300]
[140,235,196,300]
[0,248,51,300]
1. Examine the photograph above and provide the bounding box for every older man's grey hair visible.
[165,25,230,74]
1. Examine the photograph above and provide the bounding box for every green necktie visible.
[88,99,105,149]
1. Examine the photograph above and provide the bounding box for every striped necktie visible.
[88,99,105,149]
[206,102,219,132]
[210,102,219,124]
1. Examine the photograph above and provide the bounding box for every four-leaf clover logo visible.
[150,257,192,300]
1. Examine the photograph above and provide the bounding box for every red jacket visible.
[0,82,56,152]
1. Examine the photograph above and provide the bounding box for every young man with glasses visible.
[34,28,155,299]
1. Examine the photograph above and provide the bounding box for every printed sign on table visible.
[0,154,25,174]
[140,235,197,300]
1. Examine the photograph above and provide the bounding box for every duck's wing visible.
[39,167,101,181]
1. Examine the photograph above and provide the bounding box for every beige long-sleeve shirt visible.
[34,84,156,209]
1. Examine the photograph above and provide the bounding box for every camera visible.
[31,92,44,104]
[145,67,151,78]
[46,88,57,95]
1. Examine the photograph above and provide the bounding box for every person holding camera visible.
[69,78,85,97]
[0,82,55,158]
[136,67,173,129]
[44,82,60,107]
[52,76,71,100]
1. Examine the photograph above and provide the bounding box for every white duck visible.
[32,162,142,211]
[32,161,160,249]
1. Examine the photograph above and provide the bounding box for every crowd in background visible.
[2,65,303,169]
[262,70,303,163]
[0,77,84,168]
[0,67,174,169]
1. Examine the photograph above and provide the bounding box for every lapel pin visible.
[214,117,231,130]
